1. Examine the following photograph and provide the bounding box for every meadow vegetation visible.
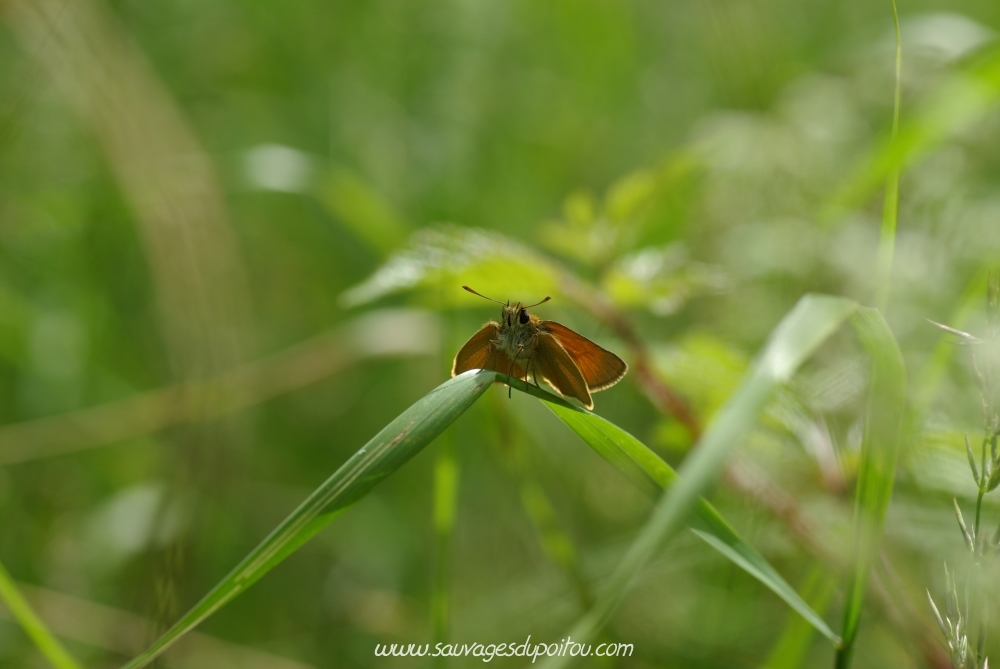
[2,0,1000,667]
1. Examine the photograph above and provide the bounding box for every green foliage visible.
[3,0,1000,666]
[125,361,843,667]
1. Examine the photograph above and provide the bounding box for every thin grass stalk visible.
[0,559,81,669]
[875,0,903,312]
[835,310,908,669]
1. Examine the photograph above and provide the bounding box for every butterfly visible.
[451,286,627,409]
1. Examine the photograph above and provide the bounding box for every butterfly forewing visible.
[542,321,627,391]
[533,333,594,409]
[451,321,531,382]
[451,321,499,376]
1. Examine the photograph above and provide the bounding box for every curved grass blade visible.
[121,370,495,669]
[535,294,858,669]
[491,374,836,641]
[538,396,840,643]
[0,558,81,669]
[836,308,907,669]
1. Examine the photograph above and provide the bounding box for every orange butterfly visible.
[451,286,627,409]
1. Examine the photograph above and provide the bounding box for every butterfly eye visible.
[519,309,530,325]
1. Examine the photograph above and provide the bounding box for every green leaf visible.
[601,246,730,317]
[121,371,495,669]
[0,558,81,669]
[604,169,658,223]
[836,309,907,669]
[536,294,858,669]
[339,226,560,308]
[319,169,409,255]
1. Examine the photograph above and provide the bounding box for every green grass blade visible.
[535,294,857,668]
[875,0,902,311]
[0,559,81,669]
[836,309,907,669]
[541,400,840,643]
[122,370,495,669]
[764,566,837,669]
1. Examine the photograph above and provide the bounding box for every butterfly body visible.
[493,302,540,360]
[452,288,627,410]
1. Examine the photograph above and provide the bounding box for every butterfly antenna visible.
[462,285,506,305]
[524,296,552,309]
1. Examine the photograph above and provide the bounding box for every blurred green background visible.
[2,0,1000,666]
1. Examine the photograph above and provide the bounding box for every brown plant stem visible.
[558,272,702,440]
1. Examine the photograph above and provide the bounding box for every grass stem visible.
[875,0,902,312]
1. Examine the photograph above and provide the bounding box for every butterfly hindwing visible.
[533,333,594,409]
[541,321,627,391]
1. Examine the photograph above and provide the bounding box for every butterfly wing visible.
[533,333,594,409]
[451,321,500,376]
[541,321,627,391]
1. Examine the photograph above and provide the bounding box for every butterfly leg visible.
[508,345,529,399]
[507,350,517,399]
[533,358,541,390]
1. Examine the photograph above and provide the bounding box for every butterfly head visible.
[462,286,550,330]
[500,302,533,328]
